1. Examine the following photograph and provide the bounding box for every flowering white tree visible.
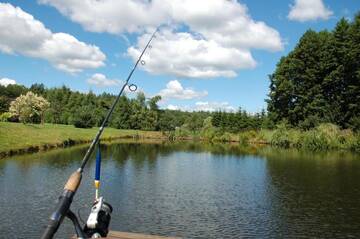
[9,91,50,124]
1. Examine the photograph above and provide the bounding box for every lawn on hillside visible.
[0,122,163,154]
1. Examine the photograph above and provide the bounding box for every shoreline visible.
[2,122,360,159]
[0,122,167,159]
[0,135,169,159]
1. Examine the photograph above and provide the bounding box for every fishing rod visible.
[41,28,158,239]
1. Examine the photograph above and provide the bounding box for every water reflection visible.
[263,148,360,238]
[0,140,359,238]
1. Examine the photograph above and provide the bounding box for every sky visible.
[0,0,359,113]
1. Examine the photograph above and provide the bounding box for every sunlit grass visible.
[0,122,163,155]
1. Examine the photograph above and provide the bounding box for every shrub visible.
[213,132,232,142]
[302,130,330,150]
[9,91,49,124]
[238,132,250,144]
[271,123,291,148]
[0,112,16,122]
[301,124,342,150]
[256,129,274,144]
[238,130,258,144]
[349,134,360,152]
[174,126,191,138]
[201,127,218,141]
[73,108,95,128]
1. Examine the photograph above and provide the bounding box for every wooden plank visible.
[72,231,181,239]
[105,231,181,239]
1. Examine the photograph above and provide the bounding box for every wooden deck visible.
[73,231,180,239]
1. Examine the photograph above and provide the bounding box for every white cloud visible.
[39,0,284,78]
[87,73,120,87]
[0,78,17,86]
[38,0,168,34]
[157,80,207,100]
[0,3,106,73]
[166,101,235,112]
[288,0,333,22]
[169,0,283,52]
[128,29,256,78]
[194,101,235,112]
[167,104,180,111]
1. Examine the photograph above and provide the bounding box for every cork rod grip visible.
[64,171,82,192]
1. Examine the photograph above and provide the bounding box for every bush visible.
[201,127,218,141]
[174,126,191,138]
[349,135,360,152]
[73,108,95,128]
[271,123,291,148]
[238,132,250,144]
[301,124,344,150]
[256,129,274,144]
[238,130,258,144]
[213,132,232,142]
[0,112,16,122]
[9,91,49,124]
[302,130,330,150]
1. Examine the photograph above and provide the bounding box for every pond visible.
[0,140,360,238]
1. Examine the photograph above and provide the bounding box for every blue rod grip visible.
[95,142,101,181]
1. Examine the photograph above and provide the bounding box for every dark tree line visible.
[268,14,360,131]
[0,83,269,132]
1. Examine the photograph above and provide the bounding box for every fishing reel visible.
[83,197,113,238]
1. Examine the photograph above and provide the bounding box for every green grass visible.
[238,123,360,152]
[179,123,360,152]
[1,122,359,158]
[0,122,163,156]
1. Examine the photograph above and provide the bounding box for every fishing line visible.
[41,28,158,239]
[79,28,158,172]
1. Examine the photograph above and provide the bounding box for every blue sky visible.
[0,0,359,112]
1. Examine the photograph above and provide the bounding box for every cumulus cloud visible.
[0,3,106,73]
[87,73,120,87]
[166,101,235,112]
[38,0,168,34]
[194,101,235,112]
[288,0,333,22]
[0,77,17,86]
[128,29,256,78]
[157,80,207,100]
[39,0,284,78]
[169,0,283,52]
[167,104,180,111]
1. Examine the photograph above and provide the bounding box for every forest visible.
[1,14,360,136]
[0,83,269,133]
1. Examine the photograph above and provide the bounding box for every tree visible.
[0,84,27,113]
[267,13,360,128]
[148,95,161,111]
[9,91,50,124]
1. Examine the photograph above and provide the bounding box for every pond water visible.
[0,141,360,238]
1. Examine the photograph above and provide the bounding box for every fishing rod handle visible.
[64,170,82,192]
[41,171,82,239]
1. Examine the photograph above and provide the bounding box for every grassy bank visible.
[171,123,360,152]
[0,122,164,158]
[190,123,360,152]
[2,122,360,158]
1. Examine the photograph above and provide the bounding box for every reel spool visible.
[84,197,113,238]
